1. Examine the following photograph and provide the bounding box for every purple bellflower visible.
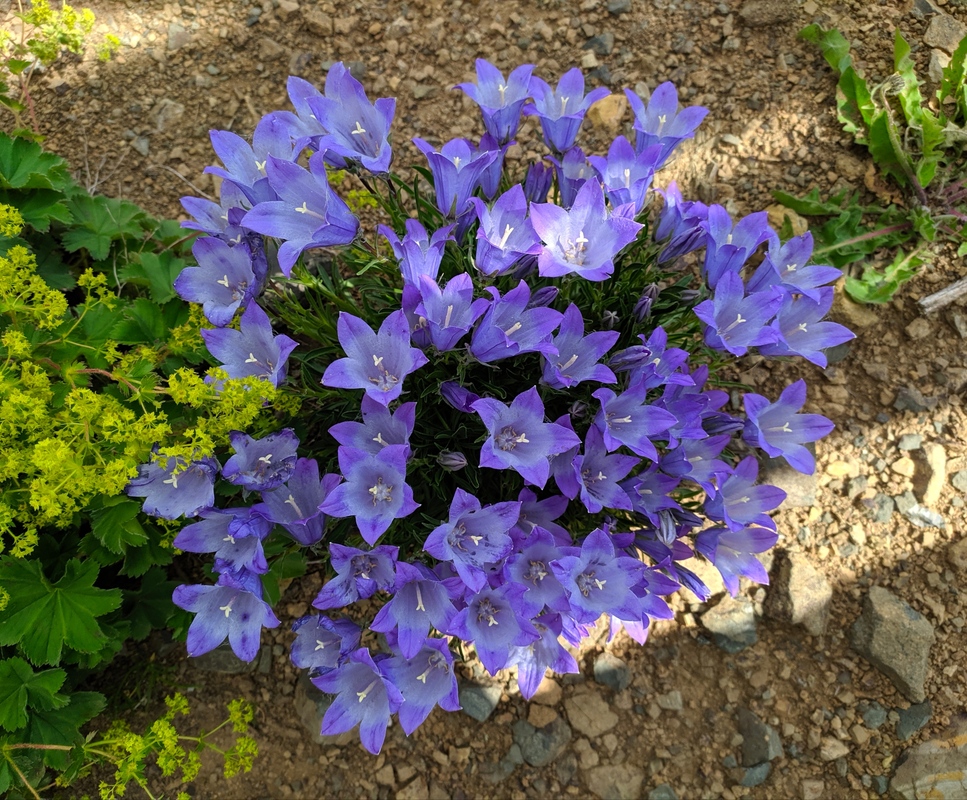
[474,133,513,199]
[592,381,677,458]
[313,647,403,755]
[468,281,562,363]
[415,273,489,351]
[588,136,661,214]
[440,380,480,414]
[503,527,573,617]
[290,614,361,671]
[319,445,418,545]
[174,237,262,327]
[702,205,772,290]
[695,525,778,597]
[473,387,581,488]
[329,395,416,456]
[413,136,498,217]
[550,527,646,625]
[612,326,693,390]
[742,380,834,474]
[378,218,453,287]
[469,185,542,276]
[542,304,619,389]
[758,287,855,368]
[313,542,399,609]
[621,464,681,526]
[531,179,642,281]
[127,455,218,520]
[173,568,280,662]
[523,161,554,203]
[272,76,326,148]
[222,429,299,491]
[525,67,610,153]
[660,434,732,495]
[548,146,594,209]
[201,302,297,388]
[557,425,639,514]
[703,456,786,531]
[693,272,782,356]
[260,458,342,545]
[321,310,429,406]
[625,82,709,166]
[511,488,571,546]
[240,152,358,276]
[423,489,519,592]
[747,232,842,302]
[370,561,458,658]
[305,61,396,174]
[654,182,708,251]
[456,59,535,143]
[448,582,540,675]
[507,612,580,698]
[180,181,250,238]
[173,507,273,574]
[386,639,461,734]
[205,114,295,205]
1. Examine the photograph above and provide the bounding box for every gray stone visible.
[897,701,932,741]
[657,690,683,712]
[189,641,257,674]
[293,672,355,745]
[150,98,185,133]
[851,586,936,702]
[898,434,923,451]
[890,719,967,799]
[765,549,833,636]
[257,37,286,61]
[741,762,772,787]
[276,0,300,22]
[759,445,817,507]
[929,49,951,83]
[903,504,946,529]
[738,0,796,27]
[895,490,918,515]
[512,718,572,767]
[555,751,578,785]
[584,33,616,56]
[131,136,150,157]
[460,682,501,722]
[924,13,967,54]
[648,785,679,800]
[949,539,967,573]
[593,653,631,691]
[586,765,644,799]
[565,690,619,737]
[860,701,889,730]
[913,0,941,16]
[953,470,967,493]
[737,708,783,767]
[871,493,895,524]
[873,775,888,795]
[702,595,757,653]
[166,22,192,51]
[894,386,936,413]
[607,0,632,14]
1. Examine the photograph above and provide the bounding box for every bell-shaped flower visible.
[550,527,645,625]
[222,429,299,491]
[592,380,677,459]
[312,647,403,755]
[440,380,480,414]
[313,542,399,609]
[173,507,273,574]
[205,114,295,206]
[531,180,642,282]
[370,561,459,658]
[511,488,571,546]
[748,232,842,302]
[413,136,498,217]
[473,387,581,489]
[525,67,610,154]
[127,454,219,520]
[385,639,461,734]
[447,582,540,675]
[270,76,327,149]
[474,133,512,199]
[173,568,280,662]
[304,62,395,174]
[547,146,594,209]
[181,181,250,238]
[557,425,639,514]
[507,612,579,698]
[625,82,708,166]
[424,489,519,592]
[702,205,772,290]
[378,218,453,287]
[611,326,693,390]
[260,458,342,546]
[758,287,855,368]
[695,525,778,597]
[469,185,542,276]
[289,614,361,671]
[201,302,297,388]
[542,304,619,389]
[174,237,262,327]
[588,136,661,213]
[240,152,359,276]
[704,456,786,532]
[456,59,534,144]
[469,280,562,363]
[620,465,681,526]
[523,160,554,203]
[329,395,416,457]
[319,445,418,545]
[502,527,572,617]
[693,272,782,357]
[660,434,731,495]
[742,380,834,474]
[321,310,429,406]
[415,273,489,352]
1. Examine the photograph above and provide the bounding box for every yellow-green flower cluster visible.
[0,245,69,330]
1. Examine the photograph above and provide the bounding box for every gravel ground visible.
[10,0,967,797]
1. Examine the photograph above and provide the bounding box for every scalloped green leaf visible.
[0,133,71,190]
[61,194,149,261]
[90,497,148,555]
[0,658,68,732]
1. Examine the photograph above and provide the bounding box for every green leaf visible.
[0,658,68,732]
[867,110,910,186]
[837,66,876,137]
[800,24,853,73]
[78,301,119,347]
[261,546,307,607]
[0,133,71,190]
[845,249,926,303]
[893,29,925,128]
[6,59,31,76]
[120,533,173,578]
[0,558,122,665]
[90,496,149,554]
[0,188,71,232]
[25,690,104,772]
[117,250,184,304]
[123,568,177,641]
[108,297,166,345]
[958,241,967,257]
[773,187,853,216]
[61,194,148,261]
[939,34,967,110]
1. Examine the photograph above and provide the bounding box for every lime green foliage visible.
[780,25,967,303]
[0,692,257,799]
[0,133,287,797]
[1,1,118,138]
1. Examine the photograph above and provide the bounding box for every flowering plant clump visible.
[145,60,855,754]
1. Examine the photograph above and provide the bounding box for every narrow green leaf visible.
[867,110,910,186]
[893,29,925,129]
[939,34,967,109]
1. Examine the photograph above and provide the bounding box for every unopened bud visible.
[569,400,588,419]
[601,310,619,330]
[440,381,480,413]
[437,451,468,471]
[527,286,559,309]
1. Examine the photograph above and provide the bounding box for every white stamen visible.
[373,432,388,446]
[373,354,383,367]
[415,584,426,613]
[575,231,589,246]
[723,313,747,334]
[255,160,266,173]
[657,114,667,134]
[726,233,733,245]
[314,639,327,651]
[560,96,569,114]
[258,454,273,464]
[623,167,631,188]
[594,578,607,590]
[245,353,259,363]
[558,354,579,371]
[357,680,377,703]
[443,305,454,328]
[217,275,231,287]
[163,474,179,489]
[498,224,514,249]
[284,494,305,518]
[219,601,233,618]
[223,534,236,544]
[351,121,366,136]
[504,321,522,336]
[797,322,808,332]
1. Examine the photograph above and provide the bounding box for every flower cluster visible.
[133,60,854,754]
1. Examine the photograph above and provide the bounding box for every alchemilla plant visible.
[135,60,854,754]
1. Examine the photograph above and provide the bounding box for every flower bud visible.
[436,451,468,472]
[634,284,660,322]
[440,381,480,413]
[527,286,559,309]
[568,400,588,419]
[601,310,619,330]
[523,161,554,203]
